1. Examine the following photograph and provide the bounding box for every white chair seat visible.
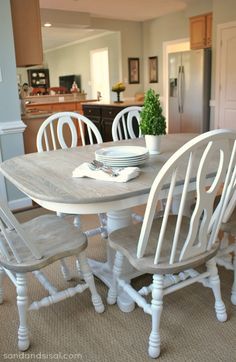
[0,215,87,272]
[0,201,104,351]
[109,215,219,274]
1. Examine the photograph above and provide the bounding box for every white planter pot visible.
[145,135,161,154]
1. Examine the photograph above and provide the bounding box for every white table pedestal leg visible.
[88,208,140,312]
[106,209,135,313]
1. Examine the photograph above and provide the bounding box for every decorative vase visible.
[145,135,161,154]
[114,90,123,103]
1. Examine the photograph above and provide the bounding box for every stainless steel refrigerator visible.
[168,48,211,133]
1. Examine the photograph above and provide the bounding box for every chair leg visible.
[231,248,236,305]
[60,259,73,281]
[78,252,104,313]
[148,274,164,359]
[206,258,227,322]
[0,266,4,304]
[56,212,74,280]
[107,251,124,305]
[16,273,30,351]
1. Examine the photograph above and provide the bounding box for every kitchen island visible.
[22,94,97,154]
[22,93,88,114]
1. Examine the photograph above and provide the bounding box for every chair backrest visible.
[36,111,103,152]
[112,106,142,141]
[0,200,42,264]
[137,129,236,267]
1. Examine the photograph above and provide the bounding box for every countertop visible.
[82,100,143,107]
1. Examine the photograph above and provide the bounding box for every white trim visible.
[215,21,236,128]
[8,197,33,211]
[0,120,26,135]
[210,100,216,107]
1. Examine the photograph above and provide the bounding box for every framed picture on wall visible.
[149,56,158,83]
[128,58,140,84]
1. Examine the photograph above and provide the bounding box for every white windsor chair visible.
[107,129,236,359]
[36,111,107,280]
[0,201,104,351]
[112,106,142,141]
[112,106,144,222]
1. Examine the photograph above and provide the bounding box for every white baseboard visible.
[8,197,33,211]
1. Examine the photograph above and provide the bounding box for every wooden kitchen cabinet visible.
[190,13,212,49]
[25,101,84,114]
[28,69,50,90]
[10,0,43,67]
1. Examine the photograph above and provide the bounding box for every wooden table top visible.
[0,134,196,209]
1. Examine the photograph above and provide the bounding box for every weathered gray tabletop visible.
[0,134,196,214]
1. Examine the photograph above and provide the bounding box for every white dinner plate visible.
[100,159,148,167]
[95,146,148,159]
[95,146,149,167]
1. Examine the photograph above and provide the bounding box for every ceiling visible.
[40,0,197,51]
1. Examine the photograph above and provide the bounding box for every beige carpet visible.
[0,207,235,362]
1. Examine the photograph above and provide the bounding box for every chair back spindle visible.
[37,112,102,152]
[0,200,42,264]
[137,130,236,268]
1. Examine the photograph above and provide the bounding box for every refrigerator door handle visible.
[177,66,182,113]
[180,66,184,113]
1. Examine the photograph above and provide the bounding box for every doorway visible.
[162,39,190,132]
[215,21,236,129]
[90,48,110,102]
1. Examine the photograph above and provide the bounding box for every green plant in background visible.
[139,89,166,135]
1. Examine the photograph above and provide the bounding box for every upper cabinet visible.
[190,13,212,50]
[27,68,50,90]
[10,0,43,67]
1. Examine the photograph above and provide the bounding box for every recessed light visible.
[44,23,52,27]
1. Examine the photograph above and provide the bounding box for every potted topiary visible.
[139,88,166,154]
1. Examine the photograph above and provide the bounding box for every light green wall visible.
[91,17,143,96]
[0,0,25,202]
[213,0,236,24]
[44,32,121,101]
[0,1,20,121]
[44,17,143,99]
[142,11,189,94]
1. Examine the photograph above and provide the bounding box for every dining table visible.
[0,134,198,312]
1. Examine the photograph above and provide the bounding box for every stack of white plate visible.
[95,146,149,167]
